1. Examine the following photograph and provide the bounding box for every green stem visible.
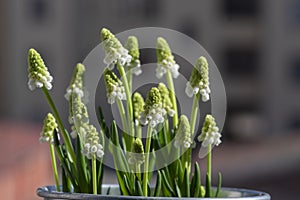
[117,63,134,139]
[42,87,76,163]
[190,93,200,134]
[142,126,153,196]
[135,124,142,139]
[92,155,97,194]
[186,93,200,174]
[127,66,133,92]
[136,163,141,181]
[207,144,212,196]
[166,70,178,127]
[49,143,60,192]
[116,99,130,150]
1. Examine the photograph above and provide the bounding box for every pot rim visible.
[37,185,271,200]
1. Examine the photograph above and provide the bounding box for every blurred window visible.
[290,58,300,83]
[223,45,260,78]
[27,0,49,24]
[223,0,260,19]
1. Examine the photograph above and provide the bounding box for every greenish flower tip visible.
[104,69,126,104]
[128,138,145,165]
[158,83,175,117]
[133,92,145,126]
[185,56,210,102]
[65,63,86,101]
[174,115,192,148]
[140,87,166,128]
[101,28,132,69]
[156,37,180,79]
[40,113,58,143]
[125,36,142,76]
[27,48,53,91]
[198,114,221,147]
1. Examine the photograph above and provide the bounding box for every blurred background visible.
[0,0,300,199]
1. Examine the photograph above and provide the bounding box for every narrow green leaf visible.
[98,107,109,138]
[205,173,211,197]
[97,159,104,194]
[135,177,143,196]
[161,170,175,197]
[53,131,79,191]
[177,159,184,185]
[76,137,89,193]
[123,174,132,195]
[174,179,182,197]
[215,172,222,198]
[154,171,162,197]
[106,186,111,195]
[116,170,129,195]
[182,166,190,197]
[193,162,201,197]
[111,121,120,146]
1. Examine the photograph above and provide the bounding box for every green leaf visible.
[97,159,104,194]
[135,177,143,196]
[62,165,71,192]
[205,172,211,197]
[193,162,201,197]
[53,130,79,191]
[154,171,162,196]
[116,170,129,195]
[76,137,89,193]
[98,107,109,138]
[123,174,132,195]
[161,170,175,197]
[182,166,190,197]
[174,179,182,197]
[177,159,184,185]
[215,172,222,198]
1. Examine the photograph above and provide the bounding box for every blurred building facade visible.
[1,1,300,200]
[1,0,299,136]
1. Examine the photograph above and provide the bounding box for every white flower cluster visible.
[104,47,132,70]
[27,48,53,91]
[65,86,84,101]
[107,84,126,104]
[28,73,53,91]
[185,56,210,102]
[104,70,126,105]
[129,59,142,76]
[39,113,57,144]
[156,59,180,79]
[174,115,192,149]
[174,134,192,149]
[81,125,104,160]
[140,104,166,128]
[128,153,145,165]
[185,81,210,102]
[198,115,221,147]
[199,127,221,147]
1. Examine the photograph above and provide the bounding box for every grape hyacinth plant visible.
[28,27,223,198]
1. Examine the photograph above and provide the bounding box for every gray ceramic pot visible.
[37,185,271,200]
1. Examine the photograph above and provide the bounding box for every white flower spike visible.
[27,48,53,91]
[198,114,221,147]
[101,28,132,69]
[185,56,210,102]
[156,37,180,79]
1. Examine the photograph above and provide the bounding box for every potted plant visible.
[28,28,271,199]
